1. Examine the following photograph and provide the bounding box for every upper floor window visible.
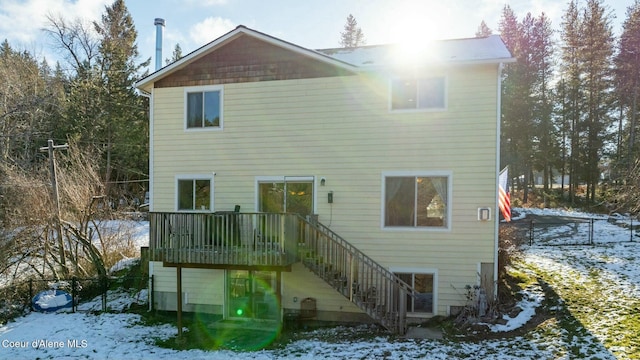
[391,77,446,111]
[185,86,223,129]
[177,177,212,211]
[383,172,451,229]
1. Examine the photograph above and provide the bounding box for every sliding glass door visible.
[258,177,313,216]
[227,270,279,320]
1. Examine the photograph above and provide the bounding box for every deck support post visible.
[276,271,282,322]
[177,265,183,338]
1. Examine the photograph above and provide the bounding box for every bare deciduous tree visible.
[0,143,139,284]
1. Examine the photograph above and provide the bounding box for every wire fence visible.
[0,275,150,324]
[505,215,638,246]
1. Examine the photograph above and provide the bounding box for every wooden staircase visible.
[296,215,417,335]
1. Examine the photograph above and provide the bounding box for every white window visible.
[395,272,435,314]
[382,172,451,229]
[185,85,223,130]
[391,77,446,111]
[176,175,213,211]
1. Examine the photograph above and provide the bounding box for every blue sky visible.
[0,0,631,73]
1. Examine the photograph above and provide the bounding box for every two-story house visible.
[135,25,514,334]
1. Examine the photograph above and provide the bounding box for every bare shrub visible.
[497,224,525,305]
[610,159,640,214]
[0,142,139,284]
[498,225,524,275]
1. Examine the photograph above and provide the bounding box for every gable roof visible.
[135,25,358,92]
[135,26,514,92]
[317,35,515,68]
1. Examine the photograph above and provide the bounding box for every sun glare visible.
[388,1,452,65]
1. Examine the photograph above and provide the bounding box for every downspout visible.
[139,89,153,212]
[139,87,154,311]
[494,62,504,301]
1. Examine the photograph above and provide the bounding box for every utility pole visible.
[40,139,69,276]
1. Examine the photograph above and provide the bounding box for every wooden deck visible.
[149,212,300,269]
[150,211,417,334]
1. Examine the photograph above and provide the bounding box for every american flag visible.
[498,167,511,222]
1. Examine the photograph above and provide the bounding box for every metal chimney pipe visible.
[154,18,165,71]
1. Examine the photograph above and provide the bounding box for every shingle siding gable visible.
[155,34,355,88]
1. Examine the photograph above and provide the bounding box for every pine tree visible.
[559,0,584,204]
[500,7,559,202]
[94,0,150,191]
[532,13,556,191]
[47,0,150,198]
[340,14,366,48]
[0,40,55,167]
[500,6,537,202]
[557,0,614,204]
[581,0,615,203]
[165,43,183,65]
[498,5,519,183]
[475,20,492,37]
[614,1,640,169]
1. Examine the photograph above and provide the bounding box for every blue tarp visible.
[32,289,72,312]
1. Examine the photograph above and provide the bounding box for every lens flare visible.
[191,275,282,351]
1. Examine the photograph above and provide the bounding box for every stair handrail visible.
[298,214,418,298]
[296,215,420,334]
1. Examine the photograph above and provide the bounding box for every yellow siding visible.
[150,64,500,315]
[151,262,224,306]
[282,263,362,313]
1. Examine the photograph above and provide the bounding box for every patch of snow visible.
[77,288,148,313]
[516,207,609,220]
[484,285,544,332]
[109,257,140,274]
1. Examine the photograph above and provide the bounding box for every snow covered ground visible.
[0,219,150,288]
[0,208,638,359]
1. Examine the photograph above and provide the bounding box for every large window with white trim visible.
[391,77,446,111]
[383,173,450,229]
[185,86,222,129]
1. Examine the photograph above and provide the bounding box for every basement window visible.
[396,272,434,314]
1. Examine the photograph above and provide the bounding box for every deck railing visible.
[149,212,299,267]
[297,216,417,334]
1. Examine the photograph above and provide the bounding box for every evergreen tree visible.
[557,0,614,205]
[475,20,493,37]
[498,5,519,179]
[165,43,183,65]
[500,7,558,202]
[580,0,615,203]
[500,6,537,202]
[93,0,150,192]
[0,40,56,167]
[532,13,556,191]
[47,0,150,199]
[559,0,584,204]
[0,40,67,227]
[614,1,640,169]
[340,14,366,48]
